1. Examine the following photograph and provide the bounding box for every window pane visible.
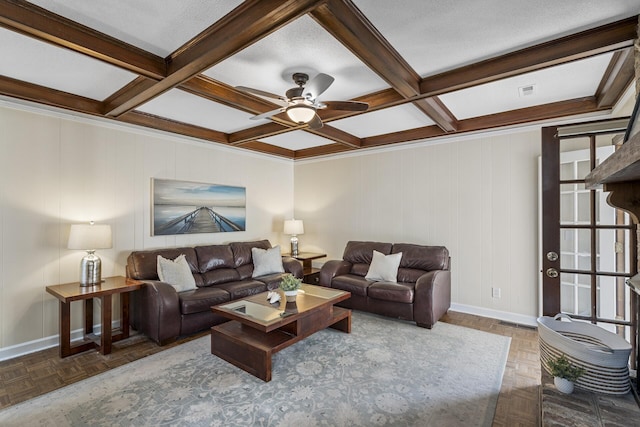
[596,229,631,275]
[577,229,590,254]
[560,162,575,181]
[577,191,590,222]
[560,273,591,316]
[596,275,631,322]
[560,193,575,223]
[561,229,575,253]
[576,160,591,180]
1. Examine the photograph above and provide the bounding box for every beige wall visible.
[294,130,542,325]
[0,103,294,359]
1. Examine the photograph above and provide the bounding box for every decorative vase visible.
[284,290,298,302]
[554,377,574,394]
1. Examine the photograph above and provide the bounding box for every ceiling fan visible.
[236,72,368,130]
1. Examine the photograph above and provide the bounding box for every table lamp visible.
[284,219,304,256]
[68,222,112,286]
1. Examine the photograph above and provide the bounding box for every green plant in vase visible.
[280,274,303,302]
[547,354,585,394]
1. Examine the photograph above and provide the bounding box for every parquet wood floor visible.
[0,311,541,425]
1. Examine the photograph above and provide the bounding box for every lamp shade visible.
[286,106,315,123]
[68,224,112,250]
[284,219,304,235]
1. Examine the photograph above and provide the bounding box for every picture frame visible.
[151,178,246,236]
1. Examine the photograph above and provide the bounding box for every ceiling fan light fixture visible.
[286,105,316,123]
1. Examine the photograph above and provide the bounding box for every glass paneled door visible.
[540,119,636,361]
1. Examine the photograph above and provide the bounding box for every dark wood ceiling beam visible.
[229,122,297,144]
[104,0,322,117]
[119,111,228,144]
[294,143,356,159]
[180,75,280,115]
[412,98,458,132]
[0,0,166,79]
[362,97,602,148]
[311,0,458,132]
[595,47,635,108]
[233,141,295,158]
[420,16,638,97]
[0,75,103,115]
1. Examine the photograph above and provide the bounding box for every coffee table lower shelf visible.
[211,306,351,382]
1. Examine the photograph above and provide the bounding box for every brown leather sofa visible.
[126,240,302,345]
[319,241,450,328]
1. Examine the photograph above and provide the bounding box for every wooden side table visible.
[284,252,326,284]
[46,276,142,358]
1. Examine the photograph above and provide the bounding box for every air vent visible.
[518,84,536,97]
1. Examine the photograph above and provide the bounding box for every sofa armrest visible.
[319,260,352,287]
[134,280,181,345]
[282,256,303,279]
[414,270,451,328]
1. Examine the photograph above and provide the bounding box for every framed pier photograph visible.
[151,178,246,236]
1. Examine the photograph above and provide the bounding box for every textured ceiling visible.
[0,0,638,159]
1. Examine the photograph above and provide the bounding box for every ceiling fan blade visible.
[236,86,287,103]
[322,101,369,112]
[303,73,334,100]
[307,113,323,130]
[250,107,285,121]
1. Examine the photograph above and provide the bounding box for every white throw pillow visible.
[157,254,197,292]
[365,250,402,282]
[252,245,284,277]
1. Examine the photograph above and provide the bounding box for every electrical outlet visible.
[492,287,501,299]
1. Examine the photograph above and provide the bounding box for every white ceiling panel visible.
[260,130,335,151]
[440,53,614,120]
[27,0,243,57]
[136,89,254,133]
[353,0,640,77]
[204,15,389,102]
[331,104,435,137]
[0,27,136,100]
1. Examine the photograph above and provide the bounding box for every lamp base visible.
[290,236,299,257]
[79,251,102,287]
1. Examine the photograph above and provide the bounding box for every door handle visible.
[546,251,558,262]
[546,268,559,278]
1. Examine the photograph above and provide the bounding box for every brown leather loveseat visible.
[319,241,450,328]
[126,239,302,345]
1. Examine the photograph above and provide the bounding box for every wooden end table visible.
[46,276,142,358]
[284,252,326,284]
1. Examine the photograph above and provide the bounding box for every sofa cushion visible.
[157,254,197,292]
[194,244,235,273]
[331,274,372,297]
[216,279,267,299]
[201,268,240,287]
[368,281,415,303]
[128,247,198,280]
[230,240,271,267]
[343,241,393,265]
[365,250,402,282]
[179,287,230,315]
[251,246,284,277]
[397,268,427,284]
[392,244,450,271]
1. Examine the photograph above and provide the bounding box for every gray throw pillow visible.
[157,254,197,292]
[251,245,284,277]
[365,250,402,282]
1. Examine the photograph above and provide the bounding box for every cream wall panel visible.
[0,104,293,355]
[295,129,542,320]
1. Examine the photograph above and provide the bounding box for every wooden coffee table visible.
[210,284,351,381]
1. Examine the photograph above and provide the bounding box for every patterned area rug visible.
[0,312,510,426]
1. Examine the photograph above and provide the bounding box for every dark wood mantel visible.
[585,131,640,222]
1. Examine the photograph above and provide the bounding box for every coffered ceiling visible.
[1,0,638,159]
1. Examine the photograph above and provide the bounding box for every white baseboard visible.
[450,303,538,328]
[0,321,120,362]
